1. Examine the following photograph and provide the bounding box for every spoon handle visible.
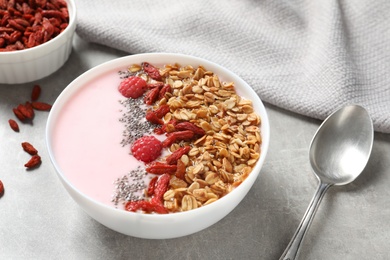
[279,182,331,260]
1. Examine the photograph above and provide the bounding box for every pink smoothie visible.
[52,69,149,206]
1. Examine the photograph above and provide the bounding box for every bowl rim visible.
[46,52,270,220]
[0,0,77,57]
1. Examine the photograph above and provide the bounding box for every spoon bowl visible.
[310,105,374,185]
[280,105,374,260]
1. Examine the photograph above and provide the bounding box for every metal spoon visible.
[280,104,374,260]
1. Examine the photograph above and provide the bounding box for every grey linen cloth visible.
[76,0,390,133]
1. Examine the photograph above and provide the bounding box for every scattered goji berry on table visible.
[24,155,41,169]
[17,103,34,119]
[31,85,41,101]
[13,107,26,121]
[8,119,19,132]
[31,101,52,111]
[21,142,38,155]
[0,179,4,196]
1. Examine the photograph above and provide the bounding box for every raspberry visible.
[131,136,162,163]
[118,76,147,98]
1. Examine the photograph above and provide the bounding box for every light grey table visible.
[1,35,390,260]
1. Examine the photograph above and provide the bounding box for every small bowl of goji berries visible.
[46,53,270,239]
[0,0,76,84]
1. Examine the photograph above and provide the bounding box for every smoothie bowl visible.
[46,53,270,239]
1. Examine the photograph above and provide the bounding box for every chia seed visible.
[111,166,148,206]
[113,83,156,206]
[118,97,154,147]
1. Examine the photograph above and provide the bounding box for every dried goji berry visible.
[13,107,26,121]
[25,101,34,115]
[145,110,164,125]
[21,142,38,155]
[17,103,34,119]
[146,82,164,90]
[154,104,170,118]
[0,179,4,196]
[144,86,161,105]
[143,62,162,81]
[159,84,172,100]
[147,176,158,197]
[31,101,52,111]
[31,84,41,101]
[175,122,206,136]
[0,0,69,52]
[162,130,195,148]
[24,154,41,169]
[156,119,178,135]
[150,174,170,205]
[166,146,191,165]
[8,119,19,132]
[146,162,177,175]
[124,200,168,214]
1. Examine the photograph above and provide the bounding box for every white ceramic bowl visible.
[0,0,76,84]
[46,53,270,239]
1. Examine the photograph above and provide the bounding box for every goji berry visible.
[146,162,177,175]
[17,103,34,119]
[150,173,170,205]
[162,130,195,148]
[146,82,164,90]
[155,119,179,135]
[24,154,41,169]
[175,122,206,136]
[31,101,52,111]
[21,142,38,155]
[124,200,168,214]
[142,62,162,81]
[159,84,172,100]
[8,119,19,132]
[24,101,34,116]
[166,146,191,165]
[13,107,26,121]
[147,176,158,197]
[154,104,170,118]
[0,179,4,196]
[145,110,164,125]
[31,84,41,101]
[0,1,69,51]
